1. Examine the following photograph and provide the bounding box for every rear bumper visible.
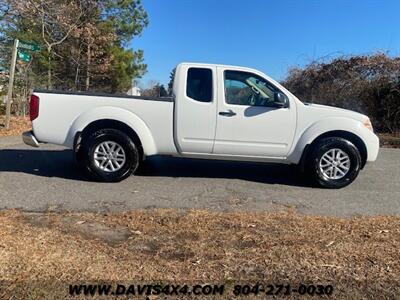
[22,131,40,148]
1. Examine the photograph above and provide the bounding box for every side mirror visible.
[273,92,289,108]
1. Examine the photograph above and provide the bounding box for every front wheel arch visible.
[299,130,367,171]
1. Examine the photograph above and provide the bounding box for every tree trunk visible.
[47,46,52,89]
[75,65,80,90]
[85,43,91,91]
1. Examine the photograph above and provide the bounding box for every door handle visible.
[219,109,236,117]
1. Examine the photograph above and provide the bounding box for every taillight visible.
[30,94,39,121]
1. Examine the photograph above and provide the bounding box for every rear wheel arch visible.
[75,119,143,161]
[300,130,368,170]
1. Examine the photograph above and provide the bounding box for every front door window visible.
[224,70,280,107]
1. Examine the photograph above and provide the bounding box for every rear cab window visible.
[186,68,213,102]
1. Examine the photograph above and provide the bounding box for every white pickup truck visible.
[23,62,379,188]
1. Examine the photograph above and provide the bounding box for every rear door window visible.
[186,68,213,102]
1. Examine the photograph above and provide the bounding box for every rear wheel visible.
[307,137,361,188]
[81,128,140,182]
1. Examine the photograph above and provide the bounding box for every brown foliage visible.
[283,53,400,133]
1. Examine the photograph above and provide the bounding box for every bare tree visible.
[14,0,87,88]
[141,80,168,98]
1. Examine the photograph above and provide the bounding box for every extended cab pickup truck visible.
[23,63,379,188]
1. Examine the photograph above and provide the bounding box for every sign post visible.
[4,39,40,129]
[5,39,19,130]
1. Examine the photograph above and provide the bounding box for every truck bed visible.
[32,90,176,155]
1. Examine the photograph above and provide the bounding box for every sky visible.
[132,0,400,87]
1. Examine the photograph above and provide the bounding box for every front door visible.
[213,67,296,158]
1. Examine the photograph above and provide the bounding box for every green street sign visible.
[18,50,32,62]
[18,41,41,52]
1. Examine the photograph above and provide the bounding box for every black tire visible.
[307,137,361,188]
[81,128,140,182]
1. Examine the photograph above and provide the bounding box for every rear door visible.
[174,65,217,153]
[213,67,296,158]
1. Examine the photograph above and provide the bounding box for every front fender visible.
[65,106,157,156]
[288,117,379,164]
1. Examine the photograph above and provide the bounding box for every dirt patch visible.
[0,209,399,299]
[24,213,132,246]
[0,116,31,137]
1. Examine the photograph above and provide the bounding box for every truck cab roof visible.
[177,62,265,74]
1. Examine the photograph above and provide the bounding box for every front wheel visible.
[307,137,361,188]
[81,128,140,182]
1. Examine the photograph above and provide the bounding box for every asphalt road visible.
[0,136,399,217]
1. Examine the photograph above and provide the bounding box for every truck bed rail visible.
[33,89,174,102]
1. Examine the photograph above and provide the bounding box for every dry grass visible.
[0,116,31,137]
[0,209,399,299]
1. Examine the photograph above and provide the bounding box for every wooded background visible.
[0,0,148,115]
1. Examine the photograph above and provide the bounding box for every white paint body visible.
[31,63,380,165]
